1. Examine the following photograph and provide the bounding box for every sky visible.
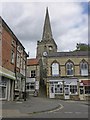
[0,1,88,58]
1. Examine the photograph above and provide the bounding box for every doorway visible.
[64,85,70,99]
[79,86,84,100]
[49,83,55,98]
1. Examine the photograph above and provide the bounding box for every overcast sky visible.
[0,1,88,58]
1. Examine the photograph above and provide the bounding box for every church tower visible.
[36,7,57,59]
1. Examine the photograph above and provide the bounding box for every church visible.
[28,8,90,101]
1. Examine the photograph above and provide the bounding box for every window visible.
[0,81,7,99]
[66,62,74,76]
[12,39,15,47]
[70,85,77,94]
[26,82,35,91]
[85,86,90,94]
[80,61,88,76]
[49,46,53,51]
[55,84,63,94]
[23,60,26,70]
[52,63,59,76]
[15,80,20,90]
[17,53,20,68]
[11,50,15,64]
[31,70,36,78]
[20,57,23,69]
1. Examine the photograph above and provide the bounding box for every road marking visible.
[75,112,81,114]
[28,104,64,115]
[47,104,64,113]
[64,112,72,114]
[16,102,23,103]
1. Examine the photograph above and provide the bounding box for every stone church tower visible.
[36,7,57,59]
[36,7,57,86]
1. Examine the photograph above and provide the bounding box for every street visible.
[1,96,89,119]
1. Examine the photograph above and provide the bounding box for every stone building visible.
[0,17,28,101]
[26,59,40,96]
[36,8,90,100]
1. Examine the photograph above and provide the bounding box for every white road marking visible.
[75,112,81,114]
[64,112,72,114]
[16,102,23,103]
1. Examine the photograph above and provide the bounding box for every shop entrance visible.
[79,86,84,100]
[64,85,70,99]
[49,83,55,98]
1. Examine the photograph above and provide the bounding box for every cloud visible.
[1,2,88,57]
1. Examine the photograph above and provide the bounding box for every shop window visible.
[0,81,7,99]
[66,62,74,76]
[70,85,77,94]
[26,82,35,91]
[85,86,90,94]
[51,62,59,76]
[55,84,63,93]
[80,61,88,76]
[31,70,36,78]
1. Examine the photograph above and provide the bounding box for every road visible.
[27,99,89,118]
[1,97,89,119]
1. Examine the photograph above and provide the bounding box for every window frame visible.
[51,61,60,77]
[66,61,74,76]
[11,50,15,64]
[80,60,88,76]
[70,85,78,95]
[31,70,36,78]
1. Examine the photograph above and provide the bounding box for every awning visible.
[81,80,90,86]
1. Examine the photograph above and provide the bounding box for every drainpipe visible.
[14,41,18,100]
[24,56,27,101]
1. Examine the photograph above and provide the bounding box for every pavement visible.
[1,97,63,118]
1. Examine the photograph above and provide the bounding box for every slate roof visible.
[47,51,89,58]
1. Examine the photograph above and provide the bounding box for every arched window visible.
[66,62,74,76]
[51,62,59,76]
[80,61,88,76]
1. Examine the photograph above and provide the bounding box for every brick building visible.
[26,59,40,96]
[0,17,28,101]
[36,8,90,100]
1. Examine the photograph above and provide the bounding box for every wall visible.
[47,57,88,77]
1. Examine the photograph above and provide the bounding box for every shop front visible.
[79,80,90,100]
[48,78,79,100]
[0,67,15,101]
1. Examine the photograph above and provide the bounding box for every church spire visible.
[42,7,53,40]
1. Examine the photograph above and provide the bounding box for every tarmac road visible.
[1,97,89,119]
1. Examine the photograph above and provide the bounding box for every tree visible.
[75,43,90,51]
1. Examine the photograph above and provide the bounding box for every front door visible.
[49,84,55,98]
[64,85,70,99]
[79,86,84,100]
